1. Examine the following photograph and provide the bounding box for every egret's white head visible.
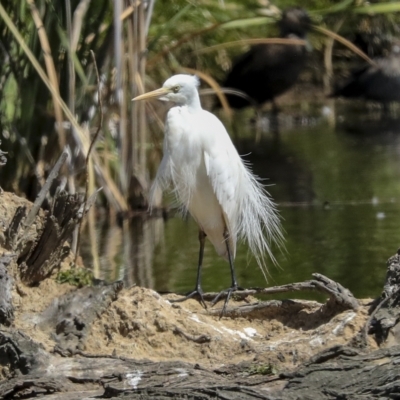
[133,74,201,107]
[160,74,200,104]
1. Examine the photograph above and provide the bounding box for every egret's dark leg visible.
[211,230,241,316]
[171,230,207,308]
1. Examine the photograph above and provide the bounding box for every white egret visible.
[133,74,283,313]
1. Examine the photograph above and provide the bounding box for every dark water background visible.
[85,104,400,300]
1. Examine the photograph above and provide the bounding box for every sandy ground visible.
[1,191,377,372]
[12,279,375,371]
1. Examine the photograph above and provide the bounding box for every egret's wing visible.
[203,129,242,256]
[204,148,239,226]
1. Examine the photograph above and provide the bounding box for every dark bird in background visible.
[352,13,397,58]
[353,30,394,59]
[222,7,311,111]
[331,44,400,104]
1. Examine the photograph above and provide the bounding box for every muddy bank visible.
[1,190,400,399]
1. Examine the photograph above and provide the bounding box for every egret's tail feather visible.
[239,166,285,280]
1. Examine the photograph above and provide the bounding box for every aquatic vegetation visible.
[0,0,400,211]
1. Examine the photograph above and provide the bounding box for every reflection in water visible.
[85,215,164,289]
[84,108,400,300]
[336,105,400,137]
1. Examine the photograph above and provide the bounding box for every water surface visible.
[88,107,400,300]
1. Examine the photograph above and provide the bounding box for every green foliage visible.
[2,0,400,202]
[147,0,278,82]
[0,0,115,195]
[56,267,94,287]
[146,0,400,84]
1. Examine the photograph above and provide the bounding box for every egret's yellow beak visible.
[132,87,171,101]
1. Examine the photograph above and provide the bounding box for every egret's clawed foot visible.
[211,285,243,317]
[170,287,207,309]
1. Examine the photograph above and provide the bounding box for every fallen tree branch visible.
[207,299,321,318]
[173,326,211,343]
[199,273,359,312]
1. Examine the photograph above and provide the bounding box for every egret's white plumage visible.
[133,74,283,307]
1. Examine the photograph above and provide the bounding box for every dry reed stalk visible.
[65,0,78,237]
[121,1,142,21]
[73,50,104,266]
[65,0,76,136]
[88,159,100,276]
[323,17,346,94]
[126,0,148,206]
[0,4,128,212]
[127,8,137,184]
[114,0,129,194]
[85,52,103,274]
[144,0,155,36]
[26,0,66,149]
[137,0,147,193]
[71,0,92,52]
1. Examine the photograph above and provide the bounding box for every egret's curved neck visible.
[175,90,202,112]
[187,93,202,111]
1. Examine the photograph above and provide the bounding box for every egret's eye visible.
[172,85,180,93]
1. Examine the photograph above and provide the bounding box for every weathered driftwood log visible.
[0,254,14,326]
[3,189,98,287]
[1,151,89,285]
[0,329,50,376]
[3,191,86,285]
[1,326,400,399]
[4,207,27,250]
[280,345,400,399]
[17,191,86,285]
[5,152,69,254]
[0,252,398,399]
[368,250,400,346]
[40,281,123,353]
